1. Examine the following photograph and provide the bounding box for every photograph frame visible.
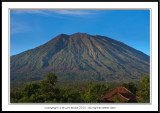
[2,1,159,111]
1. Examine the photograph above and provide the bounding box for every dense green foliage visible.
[121,76,150,103]
[10,73,109,103]
[136,76,150,103]
[10,73,150,103]
[81,82,111,103]
[121,82,137,94]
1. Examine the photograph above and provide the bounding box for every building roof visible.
[100,86,139,102]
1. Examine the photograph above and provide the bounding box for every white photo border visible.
[2,2,158,111]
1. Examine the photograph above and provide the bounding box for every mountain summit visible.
[11,33,150,84]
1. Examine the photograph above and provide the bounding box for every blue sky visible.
[10,10,150,56]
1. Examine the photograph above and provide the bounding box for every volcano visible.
[10,32,150,84]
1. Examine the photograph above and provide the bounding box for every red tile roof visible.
[100,86,139,102]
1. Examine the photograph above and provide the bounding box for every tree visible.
[10,73,59,103]
[82,83,108,103]
[38,72,58,102]
[121,82,137,94]
[21,82,40,98]
[16,82,40,102]
[57,87,82,103]
[136,76,150,103]
[140,76,150,89]
[40,72,57,92]
[10,89,22,103]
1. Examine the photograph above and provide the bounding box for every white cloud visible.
[10,21,31,35]
[49,10,94,15]
[11,10,95,16]
[10,10,96,35]
[11,10,53,16]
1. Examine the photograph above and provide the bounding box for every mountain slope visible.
[10,32,150,84]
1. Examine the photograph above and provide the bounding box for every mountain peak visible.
[11,32,150,84]
[71,32,89,36]
[74,32,88,34]
[57,32,99,38]
[58,33,68,37]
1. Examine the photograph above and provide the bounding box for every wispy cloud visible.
[49,10,94,15]
[10,21,31,35]
[11,10,95,17]
[11,10,54,16]
[10,10,97,35]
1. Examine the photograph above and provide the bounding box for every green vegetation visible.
[10,73,150,103]
[82,82,111,103]
[121,82,137,94]
[114,95,121,103]
[136,76,150,103]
